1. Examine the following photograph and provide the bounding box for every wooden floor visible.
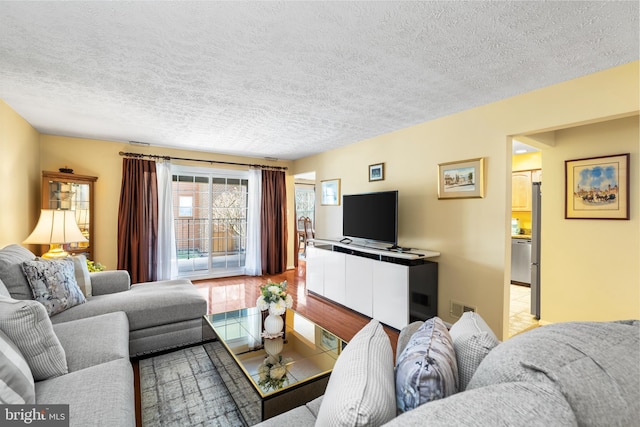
[194,259,399,354]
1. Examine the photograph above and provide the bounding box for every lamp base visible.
[41,244,69,259]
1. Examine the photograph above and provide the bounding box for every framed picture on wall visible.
[321,179,341,206]
[565,153,630,220]
[437,157,485,199]
[369,163,385,181]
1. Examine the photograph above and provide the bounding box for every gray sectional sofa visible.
[0,244,208,426]
[257,315,640,426]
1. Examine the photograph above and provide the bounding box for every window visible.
[172,167,249,278]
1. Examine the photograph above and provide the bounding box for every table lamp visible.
[23,209,89,259]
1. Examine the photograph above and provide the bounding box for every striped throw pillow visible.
[0,328,35,404]
[316,319,396,426]
[0,297,68,381]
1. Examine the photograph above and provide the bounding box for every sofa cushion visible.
[315,319,396,427]
[52,312,129,372]
[0,297,68,381]
[468,321,640,427]
[49,280,206,331]
[22,259,86,316]
[68,255,92,297]
[0,277,10,298]
[395,316,458,413]
[35,358,135,426]
[0,244,36,300]
[448,312,499,391]
[0,328,36,404]
[384,381,577,427]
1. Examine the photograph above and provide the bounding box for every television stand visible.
[306,239,440,330]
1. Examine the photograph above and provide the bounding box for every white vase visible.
[264,337,284,356]
[264,313,284,336]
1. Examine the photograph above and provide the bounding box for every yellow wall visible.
[294,61,640,338]
[0,99,40,249]
[540,116,639,322]
[38,136,294,272]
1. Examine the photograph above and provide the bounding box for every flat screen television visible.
[342,190,398,245]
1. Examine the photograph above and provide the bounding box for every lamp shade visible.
[24,209,88,245]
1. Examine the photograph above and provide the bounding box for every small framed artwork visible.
[565,153,629,220]
[369,163,385,181]
[437,157,485,199]
[321,179,341,206]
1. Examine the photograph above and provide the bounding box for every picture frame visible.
[321,179,341,206]
[565,153,629,220]
[437,157,485,199]
[369,163,385,181]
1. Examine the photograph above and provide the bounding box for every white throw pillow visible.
[448,312,500,391]
[0,296,68,381]
[69,255,92,297]
[0,328,35,403]
[315,319,396,427]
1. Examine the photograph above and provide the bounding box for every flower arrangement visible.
[257,354,292,391]
[86,259,106,272]
[256,280,293,315]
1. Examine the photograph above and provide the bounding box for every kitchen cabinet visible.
[512,170,532,211]
[41,171,97,259]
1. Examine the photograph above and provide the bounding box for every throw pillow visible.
[0,244,37,300]
[395,316,458,413]
[0,296,68,381]
[315,319,396,427]
[0,328,36,404]
[448,312,500,391]
[22,259,86,316]
[68,255,92,297]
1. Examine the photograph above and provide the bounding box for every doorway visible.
[509,139,541,336]
[172,167,249,279]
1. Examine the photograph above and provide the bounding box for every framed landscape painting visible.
[437,157,485,199]
[565,153,629,220]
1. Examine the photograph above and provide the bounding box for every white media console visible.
[306,239,440,330]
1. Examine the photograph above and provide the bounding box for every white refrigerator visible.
[531,182,541,319]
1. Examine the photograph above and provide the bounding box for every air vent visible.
[450,300,476,318]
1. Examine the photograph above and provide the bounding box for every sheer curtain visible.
[261,169,288,274]
[117,158,158,284]
[245,168,262,276]
[156,160,178,280]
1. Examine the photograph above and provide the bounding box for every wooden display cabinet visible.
[41,171,98,259]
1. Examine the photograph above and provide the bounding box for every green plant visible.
[86,259,106,272]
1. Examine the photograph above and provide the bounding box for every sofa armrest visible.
[90,270,131,296]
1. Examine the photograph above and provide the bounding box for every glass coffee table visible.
[203,308,346,421]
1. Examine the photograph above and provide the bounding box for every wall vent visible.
[450,300,476,318]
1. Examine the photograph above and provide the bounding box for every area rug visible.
[140,341,261,427]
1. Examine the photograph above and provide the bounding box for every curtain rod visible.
[118,151,288,171]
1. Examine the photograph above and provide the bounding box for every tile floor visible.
[509,284,539,337]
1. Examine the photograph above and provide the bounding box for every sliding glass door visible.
[172,167,248,278]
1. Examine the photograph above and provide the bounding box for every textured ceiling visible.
[0,1,637,160]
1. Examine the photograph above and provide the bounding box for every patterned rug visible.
[140,341,261,427]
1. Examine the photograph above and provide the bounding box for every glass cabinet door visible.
[42,171,97,259]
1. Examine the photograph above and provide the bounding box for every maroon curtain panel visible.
[117,158,159,284]
[261,170,288,274]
